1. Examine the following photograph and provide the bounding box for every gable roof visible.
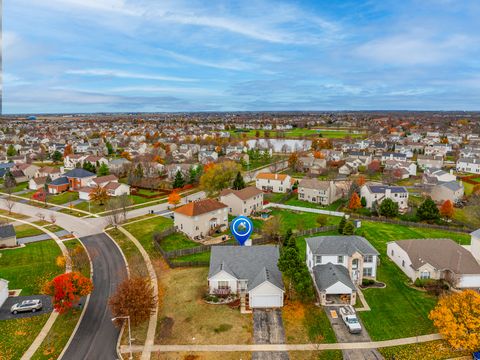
[437,181,463,192]
[0,224,16,239]
[219,186,263,200]
[64,168,95,179]
[306,235,379,256]
[174,198,227,217]
[312,263,356,291]
[208,245,284,291]
[255,173,289,181]
[298,178,331,190]
[92,175,118,184]
[366,184,407,194]
[395,239,480,274]
[49,176,69,186]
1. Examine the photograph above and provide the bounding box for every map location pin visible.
[230,216,253,246]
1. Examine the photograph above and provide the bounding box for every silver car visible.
[11,299,43,314]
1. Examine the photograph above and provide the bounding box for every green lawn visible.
[356,221,470,340]
[47,191,79,205]
[11,182,29,193]
[74,201,106,214]
[0,314,50,360]
[157,232,199,252]
[268,208,340,234]
[14,224,45,238]
[171,251,211,263]
[453,205,480,228]
[123,216,174,257]
[283,197,346,211]
[58,208,86,217]
[0,240,63,295]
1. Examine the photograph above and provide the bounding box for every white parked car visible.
[339,306,362,334]
[11,299,43,314]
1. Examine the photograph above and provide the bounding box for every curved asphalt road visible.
[61,233,128,360]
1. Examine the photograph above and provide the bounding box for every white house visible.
[174,199,228,239]
[208,245,284,308]
[306,235,379,305]
[255,173,293,193]
[387,238,480,289]
[219,186,264,216]
[456,157,480,174]
[360,184,409,211]
[0,279,8,309]
[422,168,456,185]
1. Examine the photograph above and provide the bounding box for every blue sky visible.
[3,0,480,113]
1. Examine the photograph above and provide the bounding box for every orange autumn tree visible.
[439,200,454,219]
[168,191,181,206]
[43,272,93,314]
[348,192,361,210]
[356,175,366,187]
[63,144,73,157]
[429,290,480,352]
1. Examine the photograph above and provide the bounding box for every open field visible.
[156,266,252,345]
[0,314,50,360]
[0,240,63,295]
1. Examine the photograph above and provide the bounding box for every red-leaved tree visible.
[43,272,93,313]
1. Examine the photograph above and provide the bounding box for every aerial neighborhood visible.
[1,112,480,360]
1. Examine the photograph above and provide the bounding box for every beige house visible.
[429,181,464,203]
[360,183,409,212]
[297,178,348,205]
[174,199,228,239]
[0,224,17,247]
[387,239,480,289]
[255,173,294,193]
[14,163,40,180]
[219,186,263,216]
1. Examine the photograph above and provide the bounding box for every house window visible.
[363,268,373,277]
[420,271,431,279]
[337,255,344,263]
[314,255,322,265]
[364,255,373,263]
[218,281,229,289]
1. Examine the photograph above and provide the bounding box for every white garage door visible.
[250,295,282,308]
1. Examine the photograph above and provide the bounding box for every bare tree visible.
[105,198,123,228]
[3,195,15,215]
[49,213,57,225]
[118,193,133,222]
[36,212,46,222]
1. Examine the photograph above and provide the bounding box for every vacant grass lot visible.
[14,224,45,238]
[357,221,470,340]
[123,216,174,257]
[156,266,252,345]
[0,240,62,295]
[0,314,50,360]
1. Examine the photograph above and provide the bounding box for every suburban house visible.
[29,176,48,190]
[36,166,63,180]
[0,279,8,309]
[456,157,480,174]
[417,155,444,170]
[64,169,96,190]
[255,173,294,193]
[381,152,407,164]
[384,159,417,177]
[298,156,327,175]
[13,163,39,179]
[360,184,409,212]
[48,176,70,194]
[208,245,284,308]
[429,181,464,203]
[76,175,131,199]
[297,178,348,206]
[219,186,264,216]
[306,235,379,305]
[0,224,17,247]
[387,239,480,289]
[422,168,456,185]
[174,199,228,239]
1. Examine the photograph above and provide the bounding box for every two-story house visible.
[297,178,347,205]
[360,184,409,212]
[306,235,379,306]
[174,199,228,239]
[255,173,293,193]
[219,186,263,216]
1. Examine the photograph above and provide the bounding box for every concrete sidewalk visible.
[121,333,442,353]
[17,230,70,244]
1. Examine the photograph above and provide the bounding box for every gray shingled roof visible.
[208,245,284,291]
[368,185,407,194]
[312,263,356,291]
[64,168,95,178]
[306,235,379,256]
[438,181,463,192]
[0,224,16,239]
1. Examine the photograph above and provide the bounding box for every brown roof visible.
[78,186,96,193]
[93,175,118,184]
[256,173,289,181]
[298,178,331,190]
[33,176,48,185]
[219,186,263,200]
[104,182,122,190]
[174,198,227,217]
[396,239,480,274]
[39,166,61,174]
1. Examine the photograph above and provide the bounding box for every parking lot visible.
[0,295,52,320]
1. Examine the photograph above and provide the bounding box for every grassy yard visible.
[289,351,343,360]
[58,208,86,217]
[123,216,174,257]
[0,209,29,219]
[74,201,106,214]
[453,205,480,228]
[356,221,470,340]
[14,224,45,238]
[157,232,199,252]
[11,182,29,193]
[283,197,346,211]
[282,300,336,344]
[378,340,470,360]
[267,208,341,235]
[156,266,252,345]
[0,314,50,360]
[0,240,63,295]
[47,191,79,205]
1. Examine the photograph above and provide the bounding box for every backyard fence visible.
[265,202,345,217]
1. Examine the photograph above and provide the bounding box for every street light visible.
[112,316,133,360]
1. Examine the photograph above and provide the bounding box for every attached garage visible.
[249,281,284,308]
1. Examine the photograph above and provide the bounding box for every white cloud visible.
[65,69,196,82]
[161,50,252,71]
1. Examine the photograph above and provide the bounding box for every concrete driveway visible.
[0,295,52,320]
[325,306,383,360]
[252,309,289,360]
